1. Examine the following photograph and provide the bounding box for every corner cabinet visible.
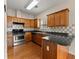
[47,9,69,27]
[42,39,68,59]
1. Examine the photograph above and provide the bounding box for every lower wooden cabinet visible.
[24,32,32,42]
[32,34,42,46]
[42,40,53,59]
[42,39,68,59]
[67,53,75,59]
[7,32,13,48]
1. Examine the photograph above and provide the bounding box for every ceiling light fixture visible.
[26,0,39,10]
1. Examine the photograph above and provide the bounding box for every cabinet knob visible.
[46,45,49,51]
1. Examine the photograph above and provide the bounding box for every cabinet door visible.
[67,53,75,59]
[34,19,37,28]
[60,10,69,26]
[30,20,35,28]
[24,20,30,28]
[57,45,68,59]
[12,17,18,22]
[7,16,13,28]
[47,15,55,27]
[54,13,60,26]
[7,32,13,48]
[42,40,52,59]
[50,42,57,59]
[21,18,25,23]
[33,34,42,45]
[24,32,32,42]
[17,18,21,23]
[36,34,42,45]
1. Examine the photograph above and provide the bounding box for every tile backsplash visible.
[39,24,75,35]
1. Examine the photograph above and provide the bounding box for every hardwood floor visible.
[7,42,41,59]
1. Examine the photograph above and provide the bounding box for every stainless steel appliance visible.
[12,22,25,46]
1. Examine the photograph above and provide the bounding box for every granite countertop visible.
[7,29,74,46]
[33,31,74,46]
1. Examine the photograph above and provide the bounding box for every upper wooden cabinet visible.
[54,12,60,26]
[47,9,69,27]
[59,10,69,26]
[7,16,37,28]
[12,17,18,22]
[34,19,37,28]
[7,16,13,28]
[17,18,25,23]
[24,19,31,28]
[30,20,35,28]
[47,14,55,27]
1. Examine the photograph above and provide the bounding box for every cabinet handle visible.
[46,45,49,51]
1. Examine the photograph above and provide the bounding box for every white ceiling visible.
[7,0,67,16]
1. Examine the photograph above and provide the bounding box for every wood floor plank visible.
[7,42,41,59]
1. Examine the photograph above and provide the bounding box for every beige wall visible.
[7,8,35,19]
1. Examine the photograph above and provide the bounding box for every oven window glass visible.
[18,36,24,40]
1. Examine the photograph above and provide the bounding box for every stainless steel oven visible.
[12,29,25,46]
[13,34,24,46]
[12,22,25,46]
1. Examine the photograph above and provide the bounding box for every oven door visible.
[14,34,24,43]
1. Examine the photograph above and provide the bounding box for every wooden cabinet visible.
[24,19,30,28]
[34,19,37,28]
[47,9,69,27]
[7,32,13,48]
[30,19,37,28]
[60,10,69,26]
[54,12,60,26]
[7,16,37,28]
[57,44,68,59]
[42,40,53,59]
[30,20,35,28]
[7,16,13,28]
[12,17,18,22]
[24,19,37,28]
[47,14,55,27]
[42,39,68,59]
[67,53,75,59]
[24,32,32,42]
[32,34,42,46]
